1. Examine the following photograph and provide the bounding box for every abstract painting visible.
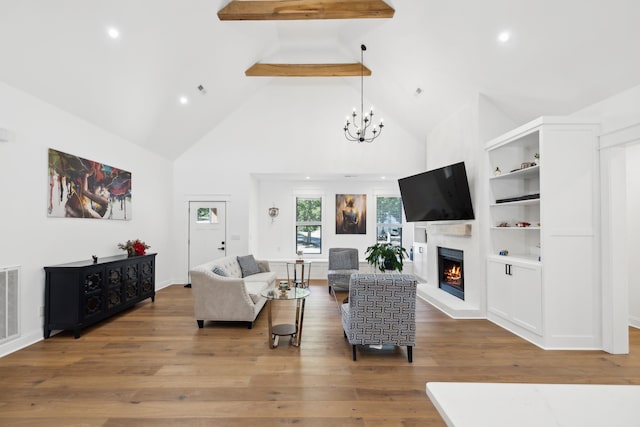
[336,194,366,234]
[48,148,132,220]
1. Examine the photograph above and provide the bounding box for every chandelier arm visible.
[345,120,364,141]
[344,127,359,141]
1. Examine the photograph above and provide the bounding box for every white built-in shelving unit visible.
[485,116,601,349]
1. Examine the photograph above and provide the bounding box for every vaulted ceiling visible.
[1,0,639,160]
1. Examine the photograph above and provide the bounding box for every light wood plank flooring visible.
[1,282,639,426]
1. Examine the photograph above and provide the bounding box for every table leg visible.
[293,298,306,347]
[267,300,275,348]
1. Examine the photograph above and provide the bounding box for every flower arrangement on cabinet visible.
[118,239,150,256]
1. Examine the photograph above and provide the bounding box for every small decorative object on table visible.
[499,250,509,256]
[497,222,509,227]
[494,167,502,176]
[515,222,531,227]
[91,255,98,263]
[118,239,150,257]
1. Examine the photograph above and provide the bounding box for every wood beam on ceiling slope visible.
[245,62,372,77]
[218,0,395,21]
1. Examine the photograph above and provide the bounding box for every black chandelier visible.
[343,44,384,143]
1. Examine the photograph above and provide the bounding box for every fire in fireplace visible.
[438,247,464,300]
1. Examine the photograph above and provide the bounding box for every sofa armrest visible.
[190,268,257,321]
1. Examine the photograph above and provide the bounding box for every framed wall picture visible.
[336,194,366,234]
[48,148,132,220]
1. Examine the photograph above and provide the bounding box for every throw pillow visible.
[212,266,227,277]
[237,255,261,277]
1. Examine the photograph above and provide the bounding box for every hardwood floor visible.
[1,282,640,426]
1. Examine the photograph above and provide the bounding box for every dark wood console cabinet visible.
[44,253,156,338]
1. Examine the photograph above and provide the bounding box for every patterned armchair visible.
[341,273,417,362]
[327,248,359,294]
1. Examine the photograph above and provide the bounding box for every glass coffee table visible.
[260,286,310,348]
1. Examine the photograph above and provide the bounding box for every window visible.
[197,207,218,223]
[296,197,322,254]
[376,196,403,247]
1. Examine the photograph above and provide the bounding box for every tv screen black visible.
[398,162,475,222]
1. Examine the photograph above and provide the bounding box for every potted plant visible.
[365,242,408,272]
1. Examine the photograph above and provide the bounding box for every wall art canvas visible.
[48,148,132,220]
[336,194,366,234]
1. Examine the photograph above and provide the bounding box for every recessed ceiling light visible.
[305,176,311,180]
[107,27,120,39]
[179,96,189,105]
[497,31,511,43]
[381,176,386,180]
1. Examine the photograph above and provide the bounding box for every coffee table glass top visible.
[261,287,310,300]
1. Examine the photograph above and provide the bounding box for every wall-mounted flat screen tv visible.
[398,161,475,222]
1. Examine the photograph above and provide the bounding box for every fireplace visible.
[438,247,464,300]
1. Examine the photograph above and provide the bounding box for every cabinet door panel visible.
[81,265,106,319]
[487,260,511,320]
[511,264,542,334]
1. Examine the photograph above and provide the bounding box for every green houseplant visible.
[364,243,408,272]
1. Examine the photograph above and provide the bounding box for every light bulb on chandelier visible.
[343,44,384,143]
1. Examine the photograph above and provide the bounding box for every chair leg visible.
[197,320,204,328]
[328,285,332,294]
[407,346,413,363]
[352,345,357,361]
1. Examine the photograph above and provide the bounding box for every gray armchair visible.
[341,273,417,362]
[327,248,359,294]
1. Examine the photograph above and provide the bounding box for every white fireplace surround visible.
[416,222,484,319]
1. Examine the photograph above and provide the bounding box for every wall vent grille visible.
[0,266,19,343]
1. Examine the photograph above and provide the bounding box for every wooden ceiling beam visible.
[245,63,372,77]
[218,0,395,21]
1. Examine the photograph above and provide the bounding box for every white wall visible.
[573,83,640,332]
[173,79,425,282]
[418,94,517,318]
[0,82,175,356]
[421,100,482,317]
[255,178,406,260]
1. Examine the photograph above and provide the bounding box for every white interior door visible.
[189,201,227,275]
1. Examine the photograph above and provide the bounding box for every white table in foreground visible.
[426,382,640,427]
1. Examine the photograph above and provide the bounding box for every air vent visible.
[0,266,19,342]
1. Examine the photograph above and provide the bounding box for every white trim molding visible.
[598,121,640,353]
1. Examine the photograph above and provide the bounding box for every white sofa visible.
[190,255,276,329]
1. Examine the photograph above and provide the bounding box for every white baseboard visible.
[630,316,640,330]
[0,330,42,358]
